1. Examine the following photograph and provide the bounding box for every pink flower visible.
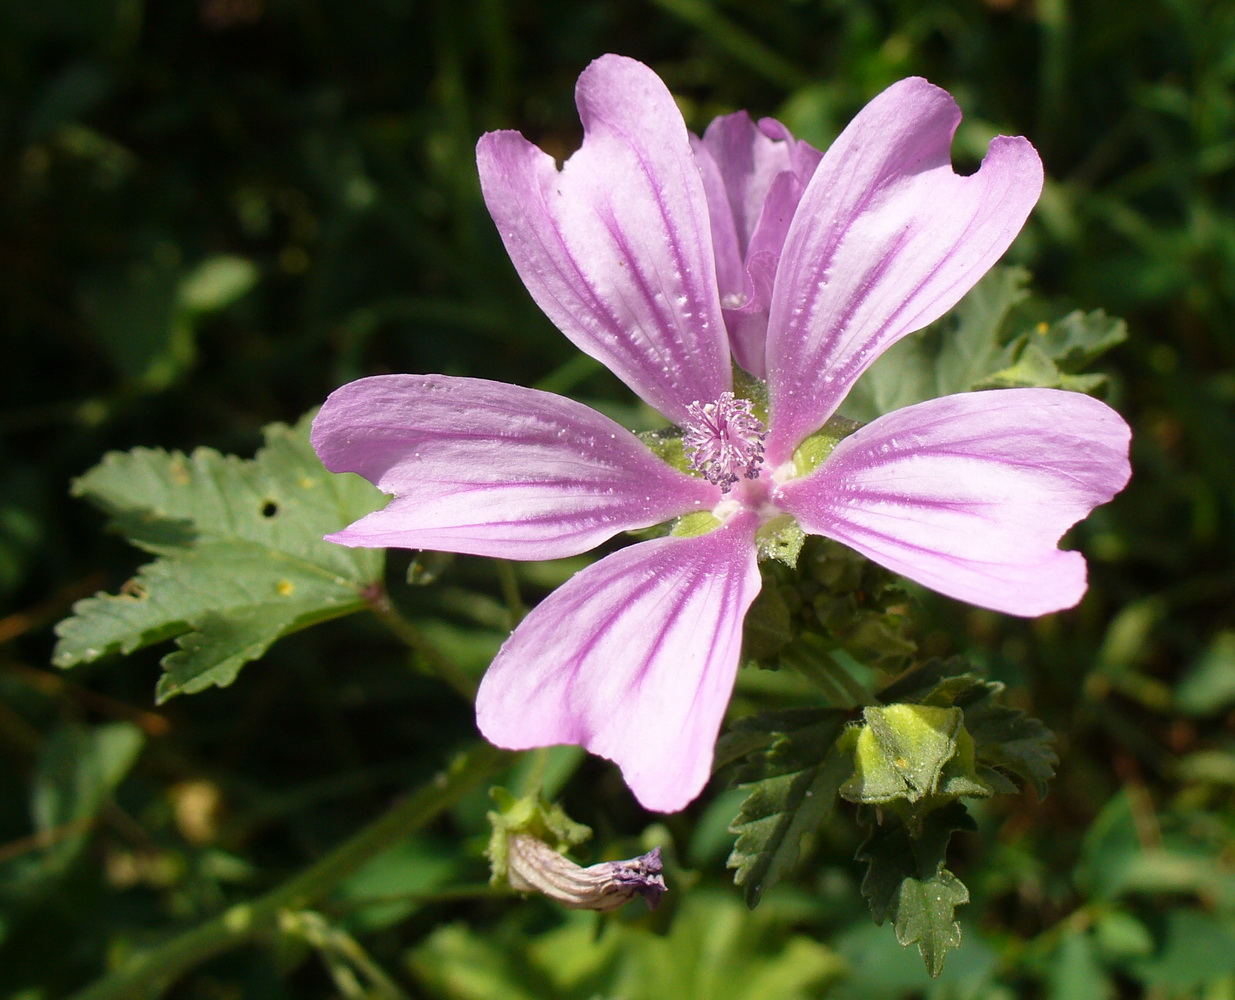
[312,55,1131,812]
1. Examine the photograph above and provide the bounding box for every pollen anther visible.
[682,392,767,493]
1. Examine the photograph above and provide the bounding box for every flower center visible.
[682,392,766,493]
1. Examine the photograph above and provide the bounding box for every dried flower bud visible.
[506,835,666,911]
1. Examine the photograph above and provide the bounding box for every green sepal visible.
[790,414,861,479]
[731,366,769,422]
[485,788,592,886]
[637,428,688,474]
[671,510,722,538]
[839,705,993,806]
[754,513,805,567]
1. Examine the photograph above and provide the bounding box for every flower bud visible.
[506,835,666,911]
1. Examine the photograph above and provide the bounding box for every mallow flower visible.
[312,55,1131,812]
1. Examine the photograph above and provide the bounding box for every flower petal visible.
[691,131,745,309]
[477,54,730,423]
[475,511,762,812]
[763,78,1044,464]
[695,114,822,377]
[699,112,796,262]
[312,374,717,560]
[775,389,1131,616]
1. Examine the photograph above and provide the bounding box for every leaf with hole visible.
[53,413,385,701]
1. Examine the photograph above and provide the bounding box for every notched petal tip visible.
[476,54,732,423]
[776,389,1129,619]
[763,79,1046,459]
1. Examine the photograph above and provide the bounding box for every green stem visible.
[369,594,478,700]
[645,0,807,90]
[280,910,411,1000]
[825,653,878,708]
[69,742,513,1000]
[782,639,877,708]
[494,559,526,627]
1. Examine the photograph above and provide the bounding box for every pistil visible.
[682,392,767,493]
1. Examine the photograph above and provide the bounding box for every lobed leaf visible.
[722,708,850,907]
[892,869,970,978]
[855,801,975,977]
[844,266,1126,423]
[53,413,386,701]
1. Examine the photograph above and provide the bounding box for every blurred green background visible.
[2,0,1233,997]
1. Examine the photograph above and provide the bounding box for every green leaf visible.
[842,266,1030,421]
[31,721,145,872]
[1176,630,1235,715]
[892,869,969,978]
[179,254,259,313]
[53,413,385,701]
[976,309,1126,393]
[740,580,794,663]
[80,250,260,389]
[410,891,844,1000]
[842,267,1127,423]
[1034,307,1128,370]
[1093,910,1154,962]
[855,802,975,977]
[722,709,850,907]
[799,537,916,672]
[953,683,1058,800]
[333,836,465,933]
[1048,931,1113,1000]
[855,800,972,918]
[1128,910,1235,990]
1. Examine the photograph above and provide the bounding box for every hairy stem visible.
[69,742,513,1000]
[369,591,478,700]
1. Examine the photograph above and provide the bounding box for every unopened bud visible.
[506,835,666,912]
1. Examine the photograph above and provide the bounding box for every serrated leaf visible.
[741,578,794,663]
[975,340,1065,389]
[892,869,969,978]
[954,684,1058,799]
[855,802,974,977]
[157,600,340,701]
[842,267,1029,421]
[976,309,1125,393]
[54,414,385,701]
[935,727,994,799]
[843,269,1125,423]
[1036,308,1127,369]
[724,709,849,907]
